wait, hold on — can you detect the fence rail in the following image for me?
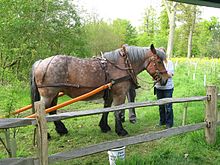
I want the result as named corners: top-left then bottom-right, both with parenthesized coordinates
top-left (0, 86), bottom-right (219, 165)
top-left (0, 96), bottom-right (208, 129)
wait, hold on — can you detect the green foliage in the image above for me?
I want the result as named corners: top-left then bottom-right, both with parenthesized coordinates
top-left (1, 1), bottom-right (220, 83)
top-left (136, 4), bottom-right (169, 48)
top-left (194, 17), bottom-right (220, 58)
top-left (125, 23), bottom-right (138, 45)
top-left (137, 6), bottom-right (158, 46)
top-left (79, 18), bottom-right (138, 56)
top-left (83, 19), bottom-right (121, 55)
top-left (0, 0), bottom-right (86, 82)
top-left (155, 7), bottom-right (169, 47)
top-left (0, 81), bottom-right (30, 118)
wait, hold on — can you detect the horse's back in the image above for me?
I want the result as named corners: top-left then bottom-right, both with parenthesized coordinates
top-left (33, 55), bottom-right (106, 88)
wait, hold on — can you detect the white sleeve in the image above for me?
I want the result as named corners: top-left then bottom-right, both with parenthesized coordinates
top-left (168, 61), bottom-right (174, 75)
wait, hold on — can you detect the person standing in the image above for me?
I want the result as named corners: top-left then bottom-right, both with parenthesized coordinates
top-left (121, 83), bottom-right (137, 124)
top-left (127, 85), bottom-right (136, 123)
top-left (155, 48), bottom-right (174, 128)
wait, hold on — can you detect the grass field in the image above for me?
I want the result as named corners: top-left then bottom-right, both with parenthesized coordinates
top-left (1, 57), bottom-right (220, 165)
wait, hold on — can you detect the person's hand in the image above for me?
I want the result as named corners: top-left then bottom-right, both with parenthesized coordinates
top-left (168, 73), bottom-right (173, 78)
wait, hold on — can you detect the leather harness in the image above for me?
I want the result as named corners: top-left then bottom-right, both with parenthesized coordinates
top-left (37, 46), bottom-right (137, 89)
top-left (37, 46), bottom-right (165, 89)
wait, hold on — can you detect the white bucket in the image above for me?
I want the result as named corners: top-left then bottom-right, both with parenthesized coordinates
top-left (107, 146), bottom-right (126, 165)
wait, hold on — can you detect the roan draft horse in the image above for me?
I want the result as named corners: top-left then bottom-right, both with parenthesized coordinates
top-left (31, 44), bottom-right (168, 137)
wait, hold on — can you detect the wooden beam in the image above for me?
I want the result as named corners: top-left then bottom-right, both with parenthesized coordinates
top-left (0, 158), bottom-right (36, 165)
top-left (0, 96), bottom-right (208, 128)
top-left (205, 86), bottom-right (218, 144)
top-left (45, 96), bottom-right (208, 122)
top-left (0, 118), bottom-right (34, 129)
top-left (170, 0), bottom-right (220, 8)
top-left (48, 122), bottom-right (206, 163)
top-left (35, 101), bottom-right (48, 165)
top-left (182, 103), bottom-right (188, 126)
top-left (3, 121), bottom-right (220, 164)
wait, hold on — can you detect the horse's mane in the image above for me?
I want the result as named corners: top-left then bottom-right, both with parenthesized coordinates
top-left (103, 46), bottom-right (166, 62)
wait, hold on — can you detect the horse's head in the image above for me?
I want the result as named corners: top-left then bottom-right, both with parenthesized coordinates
top-left (145, 44), bottom-right (169, 86)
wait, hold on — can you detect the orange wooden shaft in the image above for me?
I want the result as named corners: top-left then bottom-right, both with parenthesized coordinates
top-left (11, 105), bottom-right (32, 115)
top-left (12, 92), bottom-right (64, 115)
top-left (25, 83), bottom-right (112, 118)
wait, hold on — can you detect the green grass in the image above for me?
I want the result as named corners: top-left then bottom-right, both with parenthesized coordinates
top-left (1, 58), bottom-right (220, 164)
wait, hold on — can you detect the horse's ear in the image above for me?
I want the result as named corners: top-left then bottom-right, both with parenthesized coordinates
top-left (150, 44), bottom-right (156, 54)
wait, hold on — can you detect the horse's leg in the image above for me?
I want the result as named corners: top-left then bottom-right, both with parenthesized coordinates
top-left (49, 97), bottom-right (68, 136)
top-left (99, 95), bottom-right (113, 133)
top-left (114, 94), bottom-right (128, 136)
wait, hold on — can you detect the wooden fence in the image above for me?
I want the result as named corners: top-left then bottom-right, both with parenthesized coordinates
top-left (0, 85), bottom-right (219, 165)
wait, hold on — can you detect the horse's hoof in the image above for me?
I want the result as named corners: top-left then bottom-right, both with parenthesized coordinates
top-left (57, 128), bottom-right (68, 136)
top-left (116, 129), bottom-right (128, 136)
top-left (55, 121), bottom-right (68, 136)
top-left (58, 130), bottom-right (68, 136)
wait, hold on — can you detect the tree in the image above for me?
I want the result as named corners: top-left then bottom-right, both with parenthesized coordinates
top-left (83, 19), bottom-right (121, 55)
top-left (163, 0), bottom-right (178, 58)
top-left (112, 19), bottom-right (137, 46)
top-left (154, 7), bottom-right (169, 48)
top-left (125, 23), bottom-right (138, 45)
top-left (137, 6), bottom-right (158, 46)
top-left (194, 17), bottom-right (220, 58)
top-left (176, 4), bottom-right (200, 58)
top-left (0, 0), bottom-right (85, 82)
top-left (187, 5), bottom-right (197, 58)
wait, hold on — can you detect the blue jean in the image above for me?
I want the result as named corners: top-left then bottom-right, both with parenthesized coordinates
top-left (156, 88), bottom-right (174, 127)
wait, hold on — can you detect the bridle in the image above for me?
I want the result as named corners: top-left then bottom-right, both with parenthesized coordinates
top-left (104, 45), bottom-right (139, 88)
top-left (145, 52), bottom-right (167, 83)
top-left (108, 46), bottom-right (167, 86)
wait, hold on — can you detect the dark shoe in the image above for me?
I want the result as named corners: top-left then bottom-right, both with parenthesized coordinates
top-left (166, 125), bottom-right (172, 129)
top-left (155, 123), bottom-right (166, 128)
top-left (130, 119), bottom-right (136, 124)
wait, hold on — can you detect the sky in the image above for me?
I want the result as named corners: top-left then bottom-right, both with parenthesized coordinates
top-left (77, 0), bottom-right (220, 27)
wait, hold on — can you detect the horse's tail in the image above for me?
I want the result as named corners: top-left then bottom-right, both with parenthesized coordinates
top-left (30, 60), bottom-right (41, 113)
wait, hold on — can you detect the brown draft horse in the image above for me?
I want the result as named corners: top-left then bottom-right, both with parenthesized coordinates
top-left (31, 44), bottom-right (168, 137)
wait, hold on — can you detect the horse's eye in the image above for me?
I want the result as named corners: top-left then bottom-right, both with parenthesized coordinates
top-left (157, 61), bottom-right (162, 64)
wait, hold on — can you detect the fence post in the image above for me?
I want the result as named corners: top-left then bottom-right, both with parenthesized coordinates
top-left (205, 85), bottom-right (218, 144)
top-left (182, 103), bottom-right (188, 126)
top-left (35, 101), bottom-right (48, 165)
top-left (4, 128), bottom-right (17, 158)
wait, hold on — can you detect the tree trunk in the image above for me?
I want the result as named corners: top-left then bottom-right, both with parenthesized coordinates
top-left (187, 27), bottom-right (193, 58)
top-left (187, 6), bottom-right (197, 58)
top-left (164, 0), bottom-right (177, 58)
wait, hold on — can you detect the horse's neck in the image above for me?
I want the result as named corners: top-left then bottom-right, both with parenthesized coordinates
top-left (130, 53), bottom-right (149, 75)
